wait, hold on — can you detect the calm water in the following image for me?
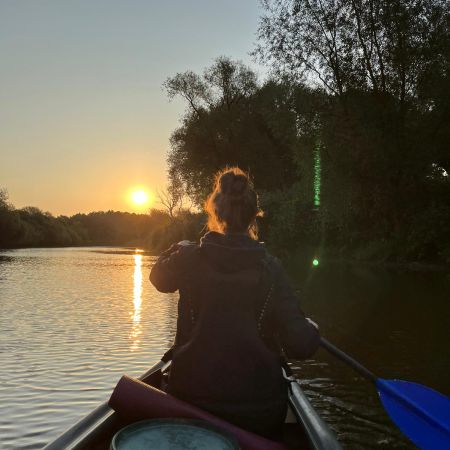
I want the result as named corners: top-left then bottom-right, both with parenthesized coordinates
top-left (0, 248), bottom-right (449, 449)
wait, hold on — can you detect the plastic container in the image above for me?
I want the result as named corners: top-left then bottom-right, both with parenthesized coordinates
top-left (111, 418), bottom-right (241, 450)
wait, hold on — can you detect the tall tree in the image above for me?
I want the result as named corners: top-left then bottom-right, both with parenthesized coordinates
top-left (255, 0), bottom-right (450, 242)
top-left (165, 58), bottom-right (323, 205)
top-left (255, 0), bottom-right (449, 102)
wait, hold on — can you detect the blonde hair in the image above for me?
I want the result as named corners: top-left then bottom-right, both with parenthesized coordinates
top-left (205, 167), bottom-right (263, 239)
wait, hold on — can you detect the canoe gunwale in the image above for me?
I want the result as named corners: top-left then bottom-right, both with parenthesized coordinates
top-left (287, 381), bottom-right (343, 450)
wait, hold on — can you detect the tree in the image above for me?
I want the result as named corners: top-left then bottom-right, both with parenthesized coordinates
top-left (164, 58), bottom-right (323, 206)
top-left (165, 56), bottom-right (258, 115)
top-left (255, 0), bottom-right (449, 102)
top-left (165, 57), bottom-right (262, 202)
top-left (156, 170), bottom-right (188, 219)
top-left (254, 0), bottom-right (450, 249)
top-left (0, 188), bottom-right (11, 210)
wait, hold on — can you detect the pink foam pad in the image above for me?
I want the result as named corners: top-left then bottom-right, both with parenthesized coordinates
top-left (109, 375), bottom-right (287, 450)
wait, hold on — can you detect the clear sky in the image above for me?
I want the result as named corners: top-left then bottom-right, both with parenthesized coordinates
top-left (0, 0), bottom-right (265, 215)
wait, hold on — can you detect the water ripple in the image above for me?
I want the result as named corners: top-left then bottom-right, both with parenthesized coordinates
top-left (0, 247), bottom-right (177, 449)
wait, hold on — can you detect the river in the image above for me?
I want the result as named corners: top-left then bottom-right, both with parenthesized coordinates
top-left (0, 247), bottom-right (449, 449)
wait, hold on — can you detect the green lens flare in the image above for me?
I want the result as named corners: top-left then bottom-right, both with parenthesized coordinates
top-left (312, 258), bottom-right (319, 266)
top-left (314, 141), bottom-right (321, 208)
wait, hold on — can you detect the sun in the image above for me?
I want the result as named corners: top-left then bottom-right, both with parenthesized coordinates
top-left (131, 190), bottom-right (148, 205)
top-left (129, 189), bottom-right (152, 209)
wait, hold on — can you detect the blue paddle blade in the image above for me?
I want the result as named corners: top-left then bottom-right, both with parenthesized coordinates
top-left (376, 379), bottom-right (450, 450)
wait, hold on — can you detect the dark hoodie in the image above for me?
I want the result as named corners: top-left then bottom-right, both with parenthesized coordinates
top-left (150, 231), bottom-right (320, 437)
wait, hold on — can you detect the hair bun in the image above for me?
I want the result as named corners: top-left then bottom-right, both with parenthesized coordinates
top-left (205, 166), bottom-right (261, 238)
top-left (219, 172), bottom-right (248, 197)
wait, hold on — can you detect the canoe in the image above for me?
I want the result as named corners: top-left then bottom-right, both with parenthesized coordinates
top-left (43, 358), bottom-right (343, 450)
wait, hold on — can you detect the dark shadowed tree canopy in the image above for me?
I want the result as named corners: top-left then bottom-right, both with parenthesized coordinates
top-left (254, 0), bottom-right (449, 100)
top-left (164, 6), bottom-right (450, 263)
top-left (165, 57), bottom-right (324, 203)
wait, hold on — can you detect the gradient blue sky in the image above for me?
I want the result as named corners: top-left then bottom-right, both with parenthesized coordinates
top-left (0, 0), bottom-right (265, 215)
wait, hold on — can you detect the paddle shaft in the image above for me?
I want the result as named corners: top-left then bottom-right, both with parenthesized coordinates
top-left (320, 337), bottom-right (377, 383)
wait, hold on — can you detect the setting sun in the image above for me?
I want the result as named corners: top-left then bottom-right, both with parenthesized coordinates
top-left (131, 190), bottom-right (148, 205)
top-left (129, 189), bottom-right (152, 209)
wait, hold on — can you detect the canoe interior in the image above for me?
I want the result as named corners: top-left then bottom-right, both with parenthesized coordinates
top-left (72, 369), bottom-right (312, 450)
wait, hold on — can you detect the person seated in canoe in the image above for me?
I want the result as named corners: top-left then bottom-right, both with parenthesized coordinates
top-left (150, 166), bottom-right (320, 440)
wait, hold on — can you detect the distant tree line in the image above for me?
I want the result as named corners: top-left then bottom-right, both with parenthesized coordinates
top-left (0, 189), bottom-right (205, 253)
top-left (164, 0), bottom-right (450, 263)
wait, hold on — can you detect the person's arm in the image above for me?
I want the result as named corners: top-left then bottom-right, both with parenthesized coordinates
top-left (149, 241), bottom-right (195, 293)
top-left (272, 262), bottom-right (320, 359)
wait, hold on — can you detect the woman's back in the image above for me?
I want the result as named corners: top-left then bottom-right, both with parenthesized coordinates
top-left (149, 167), bottom-right (320, 438)
top-left (150, 232), bottom-right (319, 437)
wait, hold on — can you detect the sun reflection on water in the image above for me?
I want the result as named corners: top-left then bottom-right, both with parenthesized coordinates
top-left (130, 253), bottom-right (143, 351)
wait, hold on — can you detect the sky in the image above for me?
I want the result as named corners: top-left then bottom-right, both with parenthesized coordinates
top-left (0, 0), bottom-right (265, 215)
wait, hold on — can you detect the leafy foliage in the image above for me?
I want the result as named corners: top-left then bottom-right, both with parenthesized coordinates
top-left (164, 3), bottom-right (450, 263)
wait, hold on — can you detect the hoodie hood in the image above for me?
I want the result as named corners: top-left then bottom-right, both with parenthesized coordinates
top-left (199, 231), bottom-right (267, 273)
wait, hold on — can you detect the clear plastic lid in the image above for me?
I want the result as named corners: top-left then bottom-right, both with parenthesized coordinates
top-left (111, 418), bottom-right (241, 450)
